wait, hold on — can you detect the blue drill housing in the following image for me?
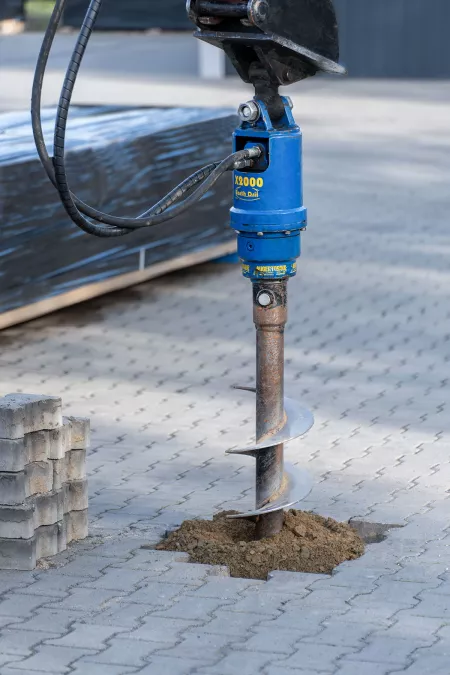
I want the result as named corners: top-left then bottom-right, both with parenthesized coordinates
top-left (231, 98), bottom-right (307, 281)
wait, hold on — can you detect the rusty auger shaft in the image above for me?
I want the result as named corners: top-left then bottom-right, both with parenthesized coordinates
top-left (254, 279), bottom-right (287, 538)
top-left (227, 279), bottom-right (314, 539)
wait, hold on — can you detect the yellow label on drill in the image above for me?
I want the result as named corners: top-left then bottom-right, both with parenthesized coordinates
top-left (242, 264), bottom-right (250, 274)
top-left (256, 265), bottom-right (287, 276)
top-left (235, 175), bottom-right (263, 202)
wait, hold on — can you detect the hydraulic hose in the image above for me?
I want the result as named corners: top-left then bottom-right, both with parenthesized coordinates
top-left (32, 0), bottom-right (255, 237)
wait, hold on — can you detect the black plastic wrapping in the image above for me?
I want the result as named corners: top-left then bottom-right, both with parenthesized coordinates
top-left (63, 0), bottom-right (192, 31)
top-left (0, 106), bottom-right (237, 316)
top-left (0, 0), bottom-right (24, 21)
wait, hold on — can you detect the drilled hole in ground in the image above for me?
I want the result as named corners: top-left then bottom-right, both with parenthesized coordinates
top-left (155, 510), bottom-right (365, 580)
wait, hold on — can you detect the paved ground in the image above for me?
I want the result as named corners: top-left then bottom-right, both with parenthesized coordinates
top-left (1, 78), bottom-right (450, 673)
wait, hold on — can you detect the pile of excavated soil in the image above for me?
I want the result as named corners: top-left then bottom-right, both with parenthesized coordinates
top-left (156, 510), bottom-right (365, 580)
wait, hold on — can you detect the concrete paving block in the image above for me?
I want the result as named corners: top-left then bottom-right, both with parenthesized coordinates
top-left (0, 394), bottom-right (62, 439)
top-left (64, 416), bottom-right (91, 450)
top-left (65, 509), bottom-right (88, 542)
top-left (52, 457), bottom-right (68, 492)
top-left (0, 503), bottom-right (35, 539)
top-left (25, 430), bottom-right (50, 463)
top-left (27, 460), bottom-right (54, 496)
top-left (0, 471), bottom-right (28, 505)
top-left (36, 521), bottom-right (67, 559)
top-left (0, 438), bottom-right (29, 472)
top-left (48, 424), bottom-right (71, 460)
top-left (67, 449), bottom-right (87, 481)
top-left (34, 490), bottom-right (65, 528)
top-left (0, 462), bottom-right (54, 506)
top-left (0, 627), bottom-right (58, 656)
top-left (0, 535), bottom-right (36, 570)
top-left (65, 479), bottom-right (89, 513)
top-left (6, 644), bottom-right (96, 673)
top-left (78, 637), bottom-right (162, 667)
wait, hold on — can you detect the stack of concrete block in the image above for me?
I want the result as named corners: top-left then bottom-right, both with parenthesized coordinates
top-left (0, 394), bottom-right (89, 570)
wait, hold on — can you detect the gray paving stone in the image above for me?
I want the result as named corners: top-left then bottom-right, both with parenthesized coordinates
top-left (17, 574), bottom-right (85, 598)
top-left (77, 637), bottom-right (164, 667)
top-left (265, 668), bottom-right (333, 675)
top-left (409, 592), bottom-right (450, 619)
top-left (53, 588), bottom-right (121, 612)
top-left (0, 655), bottom-right (31, 670)
top-left (46, 623), bottom-right (126, 649)
top-left (303, 620), bottom-right (380, 647)
top-left (223, 593), bottom-right (286, 617)
top-left (202, 610), bottom-right (266, 636)
top-left (153, 594), bottom-right (236, 621)
top-left (187, 578), bottom-right (263, 599)
top-left (87, 601), bottom-right (155, 629)
top-left (0, 593), bottom-right (55, 618)
top-left (346, 635), bottom-right (433, 665)
top-left (334, 662), bottom-right (399, 675)
top-left (401, 653), bottom-right (450, 675)
top-left (156, 562), bottom-right (218, 585)
top-left (70, 665), bottom-right (138, 675)
top-left (0, 438), bottom-right (29, 472)
top-left (55, 556), bottom-right (114, 578)
top-left (0, 505), bottom-right (35, 540)
top-left (122, 616), bottom-right (201, 643)
top-left (195, 650), bottom-right (272, 675)
top-left (64, 417), bottom-right (90, 450)
top-left (0, 628), bottom-right (59, 656)
top-left (4, 644), bottom-right (95, 673)
top-left (0, 395), bottom-right (62, 440)
top-left (241, 627), bottom-right (305, 654)
top-left (126, 580), bottom-right (189, 606)
top-left (155, 630), bottom-right (240, 662)
top-left (279, 644), bottom-right (357, 671)
top-left (82, 568), bottom-right (152, 592)
top-left (7, 608), bottom-right (84, 634)
top-left (65, 480), bottom-right (88, 512)
top-left (139, 656), bottom-right (208, 674)
top-left (66, 449), bottom-right (87, 481)
top-left (65, 509), bottom-right (88, 542)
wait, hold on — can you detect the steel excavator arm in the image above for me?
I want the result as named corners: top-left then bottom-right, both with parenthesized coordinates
top-left (187, 0), bottom-right (345, 88)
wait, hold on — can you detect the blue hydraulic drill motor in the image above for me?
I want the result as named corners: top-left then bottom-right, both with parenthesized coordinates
top-left (231, 97), bottom-right (305, 282)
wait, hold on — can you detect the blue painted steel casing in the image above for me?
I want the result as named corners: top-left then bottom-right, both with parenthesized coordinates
top-left (230, 98), bottom-right (307, 280)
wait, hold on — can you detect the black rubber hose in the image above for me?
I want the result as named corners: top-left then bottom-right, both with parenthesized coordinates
top-left (32, 0), bottom-right (248, 237)
top-left (52, 0), bottom-right (249, 231)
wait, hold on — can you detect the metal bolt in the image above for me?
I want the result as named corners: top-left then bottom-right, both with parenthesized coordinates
top-left (257, 291), bottom-right (273, 307)
top-left (257, 232), bottom-right (264, 237)
top-left (251, 0), bottom-right (269, 21)
top-left (238, 101), bottom-right (260, 123)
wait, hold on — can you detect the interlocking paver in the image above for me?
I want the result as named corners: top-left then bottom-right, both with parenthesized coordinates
top-left (278, 644), bottom-right (357, 671)
top-left (76, 638), bottom-right (163, 667)
top-left (1, 80), bottom-right (450, 673)
top-left (0, 593), bottom-right (55, 618)
top-left (334, 662), bottom-right (399, 675)
top-left (345, 635), bottom-right (433, 665)
top-left (195, 651), bottom-right (273, 675)
top-left (4, 644), bottom-right (97, 673)
top-left (0, 628), bottom-right (59, 656)
top-left (121, 615), bottom-right (201, 643)
top-left (46, 623), bottom-right (126, 649)
top-left (202, 610), bottom-right (266, 636)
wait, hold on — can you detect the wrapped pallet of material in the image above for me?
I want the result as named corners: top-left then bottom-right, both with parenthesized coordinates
top-left (63, 0), bottom-right (191, 31)
top-left (0, 0), bottom-right (24, 21)
top-left (0, 105), bottom-right (237, 329)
